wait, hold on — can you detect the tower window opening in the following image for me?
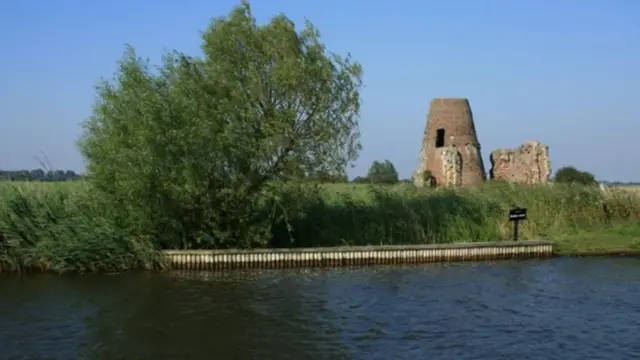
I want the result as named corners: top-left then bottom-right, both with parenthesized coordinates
top-left (435, 128), bottom-right (445, 148)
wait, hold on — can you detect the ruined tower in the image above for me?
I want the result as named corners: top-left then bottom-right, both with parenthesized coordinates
top-left (413, 98), bottom-right (486, 187)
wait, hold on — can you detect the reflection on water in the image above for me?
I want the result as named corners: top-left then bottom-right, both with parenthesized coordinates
top-left (1, 258), bottom-right (640, 360)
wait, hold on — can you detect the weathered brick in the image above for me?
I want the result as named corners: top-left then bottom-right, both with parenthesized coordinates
top-left (413, 98), bottom-right (486, 187)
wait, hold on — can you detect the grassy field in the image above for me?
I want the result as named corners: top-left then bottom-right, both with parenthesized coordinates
top-left (617, 185), bottom-right (640, 194)
top-left (1, 180), bottom-right (640, 272)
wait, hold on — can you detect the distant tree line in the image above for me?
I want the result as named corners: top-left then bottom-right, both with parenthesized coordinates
top-left (0, 162), bottom-right (409, 184)
top-left (600, 181), bottom-right (640, 186)
top-left (0, 163), bottom-right (625, 186)
top-left (0, 169), bottom-right (83, 182)
top-left (281, 159), bottom-right (408, 185)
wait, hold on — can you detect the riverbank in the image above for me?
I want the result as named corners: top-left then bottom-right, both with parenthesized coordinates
top-left (551, 223), bottom-right (640, 255)
top-left (162, 241), bottom-right (554, 269)
top-left (1, 181), bottom-right (639, 273)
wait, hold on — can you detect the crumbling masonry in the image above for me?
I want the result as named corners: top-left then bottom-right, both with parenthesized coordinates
top-left (414, 98), bottom-right (551, 187)
top-left (413, 98), bottom-right (486, 187)
top-left (489, 141), bottom-right (551, 184)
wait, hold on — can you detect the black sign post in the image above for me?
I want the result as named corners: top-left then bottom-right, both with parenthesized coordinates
top-left (508, 207), bottom-right (527, 241)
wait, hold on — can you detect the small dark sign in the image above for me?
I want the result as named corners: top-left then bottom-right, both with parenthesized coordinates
top-left (508, 207), bottom-right (527, 221)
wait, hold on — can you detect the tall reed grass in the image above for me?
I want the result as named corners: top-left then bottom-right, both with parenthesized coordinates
top-left (0, 181), bottom-right (165, 273)
top-left (1, 181), bottom-right (639, 273)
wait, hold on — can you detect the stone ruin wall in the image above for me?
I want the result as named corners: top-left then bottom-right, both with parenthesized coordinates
top-left (489, 141), bottom-right (551, 184)
top-left (414, 146), bottom-right (463, 187)
top-left (413, 140), bottom-right (430, 187)
top-left (437, 147), bottom-right (463, 187)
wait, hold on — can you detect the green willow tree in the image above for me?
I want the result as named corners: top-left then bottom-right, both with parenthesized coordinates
top-left (78, 1), bottom-right (363, 249)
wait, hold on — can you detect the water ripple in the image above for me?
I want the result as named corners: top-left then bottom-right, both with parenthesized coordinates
top-left (1, 258), bottom-right (640, 360)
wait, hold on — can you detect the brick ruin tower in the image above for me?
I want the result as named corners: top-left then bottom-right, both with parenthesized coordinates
top-left (413, 98), bottom-right (486, 187)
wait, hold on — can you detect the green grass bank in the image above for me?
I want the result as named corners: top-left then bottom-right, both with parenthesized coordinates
top-left (1, 181), bottom-right (639, 273)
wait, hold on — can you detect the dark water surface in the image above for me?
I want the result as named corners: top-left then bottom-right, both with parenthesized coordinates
top-left (1, 258), bottom-right (639, 360)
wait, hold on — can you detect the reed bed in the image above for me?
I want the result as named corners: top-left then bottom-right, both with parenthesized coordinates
top-left (0, 181), bottom-right (165, 273)
top-left (1, 181), bottom-right (639, 273)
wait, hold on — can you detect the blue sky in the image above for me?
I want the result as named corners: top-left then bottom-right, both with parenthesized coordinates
top-left (1, 0), bottom-right (638, 181)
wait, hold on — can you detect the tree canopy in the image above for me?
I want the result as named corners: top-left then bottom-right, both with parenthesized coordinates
top-left (554, 166), bottom-right (597, 186)
top-left (366, 160), bottom-right (399, 184)
top-left (78, 1), bottom-right (363, 248)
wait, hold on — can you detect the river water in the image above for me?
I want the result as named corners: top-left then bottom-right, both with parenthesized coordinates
top-left (1, 258), bottom-right (639, 360)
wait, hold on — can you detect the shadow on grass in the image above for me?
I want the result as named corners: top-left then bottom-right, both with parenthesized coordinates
top-left (269, 186), bottom-right (504, 248)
